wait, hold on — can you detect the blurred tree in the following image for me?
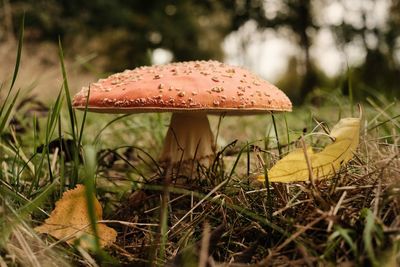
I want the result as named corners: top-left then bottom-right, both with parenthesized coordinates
top-left (8, 0), bottom-right (234, 71)
top-left (219, 0), bottom-right (319, 102)
top-left (0, 0), bottom-right (14, 42)
top-left (4, 0), bottom-right (400, 100)
top-left (330, 0), bottom-right (400, 99)
top-left (236, 0), bottom-right (400, 101)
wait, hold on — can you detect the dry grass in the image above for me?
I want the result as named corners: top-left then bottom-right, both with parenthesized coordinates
top-left (0, 36), bottom-right (399, 266)
top-left (100, 120), bottom-right (399, 266)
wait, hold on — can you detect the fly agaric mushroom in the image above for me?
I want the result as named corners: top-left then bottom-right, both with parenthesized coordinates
top-left (72, 60), bottom-right (292, 174)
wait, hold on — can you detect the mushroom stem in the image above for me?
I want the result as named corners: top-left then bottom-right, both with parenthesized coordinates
top-left (160, 112), bottom-right (215, 168)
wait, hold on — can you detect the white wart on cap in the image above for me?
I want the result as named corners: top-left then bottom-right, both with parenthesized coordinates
top-left (73, 60), bottom-right (292, 175)
top-left (73, 60), bottom-right (291, 113)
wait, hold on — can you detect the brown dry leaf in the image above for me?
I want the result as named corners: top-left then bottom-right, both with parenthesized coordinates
top-left (258, 117), bottom-right (360, 183)
top-left (35, 184), bottom-right (117, 248)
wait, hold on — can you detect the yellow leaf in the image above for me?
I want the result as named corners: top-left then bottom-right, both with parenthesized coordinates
top-left (259, 117), bottom-right (360, 183)
top-left (35, 184), bottom-right (117, 249)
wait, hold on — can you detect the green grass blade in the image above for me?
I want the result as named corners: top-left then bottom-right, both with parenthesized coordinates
top-left (18, 181), bottom-right (57, 216)
top-left (0, 89), bottom-right (20, 134)
top-left (263, 167), bottom-right (273, 221)
top-left (271, 113), bottom-right (282, 158)
top-left (159, 171), bottom-right (170, 264)
top-left (227, 142), bottom-right (250, 180)
top-left (284, 114), bottom-right (290, 148)
top-left (0, 16), bottom-right (24, 141)
top-left (58, 38), bottom-right (80, 186)
top-left (77, 86), bottom-right (91, 147)
top-left (367, 114), bottom-right (400, 132)
top-left (28, 90), bottom-right (63, 195)
top-left (9, 15), bottom-right (24, 91)
top-left (58, 38), bottom-right (77, 138)
top-left (57, 113), bottom-right (66, 194)
top-left (347, 65), bottom-right (354, 116)
top-left (82, 145), bottom-right (101, 252)
top-left (336, 227), bottom-right (358, 257)
top-left (0, 15), bottom-right (23, 99)
top-left (93, 114), bottom-right (132, 144)
top-left (362, 208), bottom-right (378, 265)
top-left (143, 183), bottom-right (305, 247)
top-left (0, 180), bottom-right (32, 207)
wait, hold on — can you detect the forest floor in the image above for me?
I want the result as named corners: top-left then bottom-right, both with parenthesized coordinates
top-left (1, 38), bottom-right (399, 266)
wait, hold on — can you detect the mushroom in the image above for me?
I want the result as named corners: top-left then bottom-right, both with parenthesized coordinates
top-left (72, 60), bottom-right (292, 176)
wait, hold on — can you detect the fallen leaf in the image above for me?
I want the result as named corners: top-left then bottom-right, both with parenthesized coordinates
top-left (35, 184), bottom-right (117, 248)
top-left (259, 117), bottom-right (360, 183)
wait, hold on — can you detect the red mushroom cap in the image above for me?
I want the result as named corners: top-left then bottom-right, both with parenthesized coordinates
top-left (72, 60), bottom-right (292, 114)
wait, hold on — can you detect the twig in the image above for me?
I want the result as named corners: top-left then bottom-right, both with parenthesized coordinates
top-left (327, 191), bottom-right (347, 232)
top-left (167, 179), bottom-right (228, 234)
top-left (259, 214), bottom-right (328, 264)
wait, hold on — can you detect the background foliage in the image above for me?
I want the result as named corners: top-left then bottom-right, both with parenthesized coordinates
top-left (0, 2), bottom-right (399, 266)
top-left (1, 0), bottom-right (400, 102)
